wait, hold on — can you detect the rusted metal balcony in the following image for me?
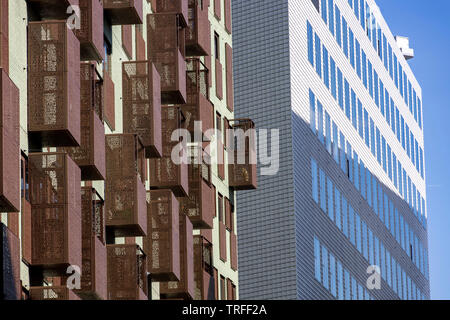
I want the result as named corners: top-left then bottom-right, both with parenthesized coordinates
top-left (28, 153), bottom-right (82, 272)
top-left (144, 189), bottom-right (180, 281)
top-left (160, 214), bottom-right (194, 300)
top-left (186, 0), bottom-right (211, 56)
top-left (0, 69), bottom-right (20, 213)
top-left (64, 63), bottom-right (105, 181)
top-left (149, 106), bottom-right (189, 197)
top-left (228, 119), bottom-right (257, 190)
top-left (123, 61), bottom-right (162, 158)
top-left (75, 187), bottom-right (107, 300)
top-left (28, 21), bottom-right (81, 148)
top-left (103, 0), bottom-right (143, 25)
top-left (107, 244), bottom-right (148, 300)
top-left (148, 13), bottom-right (187, 105)
top-left (28, 0), bottom-right (79, 20)
top-left (29, 286), bottom-right (80, 300)
top-left (105, 134), bottom-right (147, 237)
top-left (75, 0), bottom-right (104, 61)
top-left (193, 235), bottom-right (214, 300)
top-left (1, 223), bottom-right (21, 300)
top-left (183, 59), bottom-right (213, 140)
top-left (180, 145), bottom-right (214, 229)
top-left (152, 0), bottom-right (188, 26)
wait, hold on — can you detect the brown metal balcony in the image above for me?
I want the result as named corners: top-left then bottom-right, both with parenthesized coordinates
top-left (160, 214), bottom-right (194, 300)
top-left (180, 146), bottom-right (214, 229)
top-left (28, 21), bottom-right (81, 148)
top-left (28, 0), bottom-right (79, 20)
top-left (29, 286), bottom-right (80, 300)
top-left (75, 0), bottom-right (104, 61)
top-left (228, 119), bottom-right (257, 190)
top-left (122, 61), bottom-right (162, 158)
top-left (144, 189), bottom-right (180, 281)
top-left (107, 244), bottom-right (148, 300)
top-left (28, 153), bottom-right (82, 272)
top-left (75, 187), bottom-right (107, 300)
top-left (149, 106), bottom-right (189, 197)
top-left (186, 0), bottom-right (210, 56)
top-left (183, 59), bottom-right (214, 140)
top-left (64, 63), bottom-right (105, 181)
top-left (1, 223), bottom-right (21, 300)
top-left (147, 13), bottom-right (187, 105)
top-left (105, 134), bottom-right (147, 237)
top-left (193, 235), bottom-right (214, 300)
top-left (103, 0), bottom-right (143, 25)
top-left (0, 69), bottom-right (20, 213)
top-left (152, 0), bottom-right (188, 26)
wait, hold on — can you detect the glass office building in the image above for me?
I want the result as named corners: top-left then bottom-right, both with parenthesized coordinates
top-left (232, 0), bottom-right (429, 299)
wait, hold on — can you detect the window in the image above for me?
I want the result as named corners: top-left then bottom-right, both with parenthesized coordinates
top-left (349, 206), bottom-right (355, 245)
top-left (351, 90), bottom-right (357, 129)
top-left (309, 89), bottom-right (316, 133)
top-left (214, 32), bottom-right (220, 59)
top-left (307, 22), bottom-right (314, 66)
top-left (104, 39), bottom-right (112, 75)
top-left (335, 6), bottom-right (342, 46)
top-left (315, 34), bottom-right (322, 77)
top-left (370, 118), bottom-right (375, 156)
top-left (311, 159), bottom-right (319, 203)
top-left (335, 187), bottom-right (341, 230)
top-left (318, 101), bottom-right (324, 143)
top-left (374, 72), bottom-right (379, 107)
top-left (330, 254), bottom-right (337, 297)
top-left (364, 110), bottom-right (369, 147)
top-left (328, 0), bottom-right (334, 35)
top-left (342, 197), bottom-right (348, 237)
top-left (321, 0), bottom-right (328, 23)
top-left (358, 101), bottom-right (364, 139)
top-left (355, 40), bottom-right (361, 77)
top-left (344, 270), bottom-right (351, 300)
top-left (337, 68), bottom-right (344, 109)
top-left (330, 57), bottom-right (337, 98)
top-left (327, 177), bottom-right (334, 220)
top-left (368, 229), bottom-right (374, 265)
top-left (218, 194), bottom-right (224, 222)
top-left (362, 51), bottom-right (367, 87)
top-left (368, 61), bottom-right (373, 97)
top-left (314, 237), bottom-right (321, 282)
top-left (342, 18), bottom-right (348, 57)
top-left (349, 30), bottom-right (355, 67)
top-left (321, 246), bottom-right (329, 289)
top-left (323, 47), bottom-right (329, 88)
top-left (337, 262), bottom-right (344, 300)
top-left (21, 154), bottom-right (29, 202)
top-left (355, 214), bottom-right (361, 252)
top-left (319, 169), bottom-right (326, 212)
top-left (326, 112), bottom-right (331, 153)
top-left (362, 221), bottom-right (368, 260)
top-left (344, 80), bottom-right (350, 120)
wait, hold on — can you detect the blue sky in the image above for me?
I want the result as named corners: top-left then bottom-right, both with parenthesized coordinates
top-left (376, 0), bottom-right (450, 299)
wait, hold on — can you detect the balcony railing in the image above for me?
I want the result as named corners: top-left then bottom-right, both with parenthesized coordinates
top-left (1, 223), bottom-right (21, 300)
top-left (75, 187), bottom-right (107, 300)
top-left (193, 235), bottom-right (214, 300)
top-left (160, 214), bottom-right (194, 300)
top-left (228, 119), bottom-right (258, 190)
top-left (186, 0), bottom-right (210, 56)
top-left (107, 244), bottom-right (148, 300)
top-left (152, 0), bottom-right (188, 26)
top-left (147, 13), bottom-right (187, 105)
top-left (149, 106), bottom-right (189, 197)
top-left (122, 61), bottom-right (162, 158)
top-left (29, 286), bottom-right (80, 300)
top-left (103, 0), bottom-right (143, 25)
top-left (28, 21), bottom-right (81, 147)
top-left (180, 145), bottom-right (214, 229)
top-left (144, 189), bottom-right (180, 281)
top-left (28, 0), bottom-right (79, 20)
top-left (28, 153), bottom-right (81, 271)
top-left (0, 69), bottom-right (20, 212)
top-left (183, 59), bottom-right (213, 140)
top-left (64, 62), bottom-right (105, 181)
top-left (105, 134), bottom-right (147, 237)
top-left (75, 0), bottom-right (104, 61)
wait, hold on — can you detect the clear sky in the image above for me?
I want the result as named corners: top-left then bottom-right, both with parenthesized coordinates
top-left (376, 0), bottom-right (450, 300)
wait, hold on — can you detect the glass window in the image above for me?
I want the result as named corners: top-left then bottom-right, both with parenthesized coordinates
top-left (343, 18), bottom-right (348, 57)
top-left (356, 40), bottom-right (361, 77)
top-left (335, 187), bottom-right (341, 230)
top-left (345, 79), bottom-right (351, 120)
top-left (328, 0), bottom-right (335, 35)
top-left (318, 101), bottom-right (324, 143)
top-left (370, 118), bottom-right (375, 156)
top-left (330, 57), bottom-right (337, 99)
top-left (319, 168), bottom-right (326, 212)
top-left (374, 72), bottom-right (379, 107)
top-left (372, 175), bottom-right (378, 214)
top-left (311, 159), bottom-right (319, 203)
top-left (335, 6), bottom-right (342, 47)
top-left (368, 61), bottom-right (373, 97)
top-left (392, 258), bottom-right (397, 294)
top-left (330, 254), bottom-right (337, 297)
top-left (325, 112), bottom-right (332, 153)
top-left (362, 221), bottom-right (368, 260)
top-left (327, 177), bottom-right (334, 221)
top-left (309, 89), bottom-right (316, 133)
top-left (333, 122), bottom-right (339, 163)
top-left (321, 0), bottom-right (328, 23)
top-left (360, 161), bottom-right (366, 199)
top-left (344, 270), bottom-right (351, 300)
top-left (360, 0), bottom-right (365, 31)
top-left (349, 206), bottom-right (355, 245)
top-left (338, 68), bottom-right (344, 109)
top-left (374, 236), bottom-right (380, 267)
top-left (382, 137), bottom-right (387, 172)
top-left (393, 154), bottom-right (398, 188)
top-left (351, 90), bottom-right (357, 129)
top-left (349, 30), bottom-right (355, 67)
top-left (358, 284), bottom-right (364, 300)
top-left (380, 243), bottom-right (386, 280)
top-left (351, 277), bottom-right (357, 300)
top-left (376, 128), bottom-right (381, 164)
top-left (358, 101), bottom-right (364, 139)
top-left (368, 229), bottom-right (374, 265)
top-left (355, 214), bottom-right (362, 253)
top-left (315, 33), bottom-right (322, 77)
top-left (387, 144), bottom-right (392, 179)
top-left (323, 47), bottom-right (329, 88)
top-left (353, 152), bottom-right (359, 190)
top-left (322, 246), bottom-right (329, 289)
top-left (364, 110), bottom-right (370, 147)
top-left (337, 262), bottom-right (344, 300)
top-left (307, 21), bottom-right (314, 66)
top-left (386, 250), bottom-right (392, 287)
top-left (362, 50), bottom-right (367, 87)
top-left (314, 237), bottom-right (321, 282)
top-left (367, 169), bottom-right (372, 206)
top-left (342, 197), bottom-right (349, 237)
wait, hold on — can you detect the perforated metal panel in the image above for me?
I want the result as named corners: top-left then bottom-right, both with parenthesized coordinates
top-left (183, 58), bottom-right (213, 139)
top-left (228, 119), bottom-right (257, 190)
top-left (75, 0), bottom-right (104, 61)
top-left (29, 286), bottom-right (80, 300)
top-left (64, 63), bottom-right (105, 181)
top-left (28, 153), bottom-right (81, 271)
top-left (28, 21), bottom-right (81, 147)
top-left (160, 214), bottom-right (194, 300)
top-left (144, 189), bottom-right (180, 281)
top-left (105, 134), bottom-right (147, 237)
top-left (103, 0), bottom-right (143, 25)
top-left (1, 223), bottom-right (21, 300)
top-left (193, 235), bottom-right (214, 300)
top-left (149, 106), bottom-right (188, 197)
top-left (75, 187), bottom-right (107, 300)
top-left (0, 69), bottom-right (20, 212)
top-left (180, 146), bottom-right (214, 229)
top-left (153, 0), bottom-right (188, 26)
top-left (147, 13), bottom-right (187, 104)
top-left (107, 244), bottom-right (147, 300)
top-left (122, 61), bottom-right (162, 158)
top-left (186, 0), bottom-right (210, 56)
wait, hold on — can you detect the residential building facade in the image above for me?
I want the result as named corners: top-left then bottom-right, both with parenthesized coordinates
top-left (233, 0), bottom-right (429, 299)
top-left (0, 0), bottom-right (255, 300)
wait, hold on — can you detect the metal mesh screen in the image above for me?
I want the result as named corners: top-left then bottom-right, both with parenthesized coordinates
top-left (193, 235), bottom-right (213, 300)
top-left (186, 0), bottom-right (210, 56)
top-left (75, 0), bottom-right (104, 61)
top-left (123, 61), bottom-right (162, 158)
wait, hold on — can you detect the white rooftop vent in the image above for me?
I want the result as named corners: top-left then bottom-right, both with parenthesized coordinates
top-left (395, 36), bottom-right (415, 60)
